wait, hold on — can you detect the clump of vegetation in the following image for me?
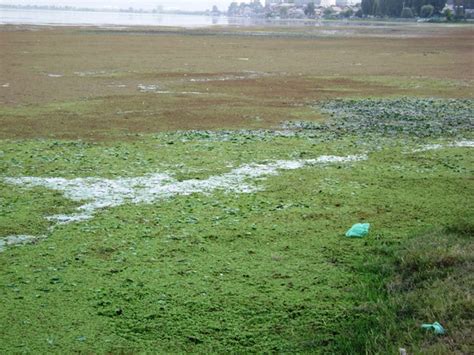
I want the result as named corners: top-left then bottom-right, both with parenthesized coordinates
top-left (420, 4), bottom-right (435, 18)
top-left (283, 98), bottom-right (474, 138)
top-left (401, 7), bottom-right (415, 18)
top-left (361, 0), bottom-right (447, 18)
top-left (444, 8), bottom-right (454, 20)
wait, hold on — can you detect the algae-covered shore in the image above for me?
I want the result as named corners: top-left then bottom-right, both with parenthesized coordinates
top-left (1, 23), bottom-right (473, 353)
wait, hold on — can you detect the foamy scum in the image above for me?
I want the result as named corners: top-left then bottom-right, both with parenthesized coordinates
top-left (2, 155), bottom-right (366, 251)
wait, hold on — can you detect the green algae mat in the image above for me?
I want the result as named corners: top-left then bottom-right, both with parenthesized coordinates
top-left (1, 98), bottom-right (473, 353)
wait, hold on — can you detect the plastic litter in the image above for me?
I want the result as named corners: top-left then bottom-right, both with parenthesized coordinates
top-left (345, 223), bottom-right (370, 238)
top-left (421, 322), bottom-right (445, 335)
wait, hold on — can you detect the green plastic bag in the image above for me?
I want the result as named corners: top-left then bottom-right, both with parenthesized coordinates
top-left (345, 223), bottom-right (370, 238)
top-left (421, 322), bottom-right (445, 335)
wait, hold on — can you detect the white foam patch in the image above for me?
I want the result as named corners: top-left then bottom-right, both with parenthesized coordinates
top-left (137, 84), bottom-right (161, 92)
top-left (108, 84), bottom-right (127, 88)
top-left (75, 70), bottom-right (109, 77)
top-left (47, 73), bottom-right (63, 78)
top-left (4, 155), bottom-right (366, 227)
top-left (188, 71), bottom-right (267, 83)
top-left (0, 235), bottom-right (43, 253)
top-left (46, 213), bottom-right (93, 224)
top-left (453, 140), bottom-right (474, 148)
top-left (412, 144), bottom-right (443, 152)
top-left (413, 140), bottom-right (474, 152)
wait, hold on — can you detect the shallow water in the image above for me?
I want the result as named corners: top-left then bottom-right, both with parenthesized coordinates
top-left (0, 8), bottom-right (231, 27)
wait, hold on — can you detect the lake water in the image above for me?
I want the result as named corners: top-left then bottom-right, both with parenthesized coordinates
top-left (0, 8), bottom-right (232, 27)
top-left (0, 8), bottom-right (415, 29)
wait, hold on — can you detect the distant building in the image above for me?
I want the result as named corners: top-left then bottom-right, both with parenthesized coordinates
top-left (266, 0), bottom-right (353, 6)
top-left (320, 0), bottom-right (336, 6)
top-left (267, 0), bottom-right (315, 5)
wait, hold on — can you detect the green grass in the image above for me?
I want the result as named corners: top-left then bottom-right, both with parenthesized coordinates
top-left (1, 98), bottom-right (473, 352)
top-left (334, 222), bottom-right (474, 354)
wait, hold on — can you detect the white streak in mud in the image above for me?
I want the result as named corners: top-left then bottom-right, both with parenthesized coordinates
top-left (4, 155), bottom-right (366, 228)
top-left (137, 84), bottom-right (202, 95)
top-left (0, 235), bottom-right (44, 253)
top-left (413, 140), bottom-right (474, 152)
top-left (47, 73), bottom-right (63, 78)
top-left (154, 91), bottom-right (203, 95)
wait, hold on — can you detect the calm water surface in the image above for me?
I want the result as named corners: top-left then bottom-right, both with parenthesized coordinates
top-left (0, 8), bottom-right (231, 27)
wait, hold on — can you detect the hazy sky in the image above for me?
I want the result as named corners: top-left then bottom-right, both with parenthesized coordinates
top-left (1, 0), bottom-right (242, 11)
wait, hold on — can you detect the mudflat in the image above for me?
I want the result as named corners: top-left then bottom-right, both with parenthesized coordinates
top-left (0, 24), bottom-right (472, 139)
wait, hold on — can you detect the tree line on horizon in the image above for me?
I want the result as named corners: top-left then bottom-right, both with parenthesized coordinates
top-left (361, 0), bottom-right (449, 17)
top-left (360, 0), bottom-right (474, 17)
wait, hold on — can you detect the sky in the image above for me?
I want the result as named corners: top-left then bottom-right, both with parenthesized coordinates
top-left (0, 0), bottom-right (241, 11)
